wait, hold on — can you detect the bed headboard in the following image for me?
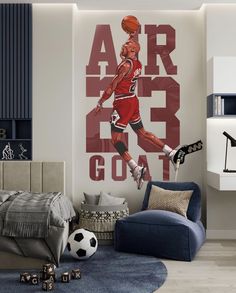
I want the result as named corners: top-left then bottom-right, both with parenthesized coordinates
top-left (0, 161), bottom-right (65, 193)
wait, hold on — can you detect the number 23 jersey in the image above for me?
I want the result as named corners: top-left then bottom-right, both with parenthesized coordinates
top-left (114, 58), bottom-right (142, 100)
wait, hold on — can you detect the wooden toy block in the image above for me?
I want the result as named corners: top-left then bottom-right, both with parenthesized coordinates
top-left (20, 272), bottom-right (31, 283)
top-left (42, 271), bottom-right (49, 280)
top-left (43, 263), bottom-right (55, 274)
top-left (30, 274), bottom-right (39, 285)
top-left (61, 272), bottom-right (71, 283)
top-left (47, 272), bottom-right (56, 282)
top-left (42, 280), bottom-right (54, 291)
top-left (71, 269), bottom-right (81, 279)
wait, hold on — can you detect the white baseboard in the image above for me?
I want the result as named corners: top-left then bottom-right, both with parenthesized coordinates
top-left (206, 229), bottom-right (236, 239)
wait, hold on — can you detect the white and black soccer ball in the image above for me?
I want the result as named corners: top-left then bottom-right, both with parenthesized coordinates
top-left (67, 228), bottom-right (98, 260)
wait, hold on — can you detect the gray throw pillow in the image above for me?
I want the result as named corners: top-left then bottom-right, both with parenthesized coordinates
top-left (83, 192), bottom-right (100, 205)
top-left (98, 191), bottom-right (125, 206)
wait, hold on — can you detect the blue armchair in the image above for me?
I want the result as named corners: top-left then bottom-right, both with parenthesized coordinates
top-left (114, 181), bottom-right (206, 261)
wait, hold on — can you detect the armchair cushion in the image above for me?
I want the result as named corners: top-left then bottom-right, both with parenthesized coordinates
top-left (115, 210), bottom-right (205, 261)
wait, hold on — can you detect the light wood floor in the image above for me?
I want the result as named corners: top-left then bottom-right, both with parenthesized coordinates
top-left (155, 240), bottom-right (236, 293)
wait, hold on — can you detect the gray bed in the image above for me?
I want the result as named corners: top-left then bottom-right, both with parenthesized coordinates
top-left (0, 161), bottom-right (74, 269)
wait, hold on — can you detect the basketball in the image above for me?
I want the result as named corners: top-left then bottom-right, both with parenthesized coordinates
top-left (121, 15), bottom-right (140, 34)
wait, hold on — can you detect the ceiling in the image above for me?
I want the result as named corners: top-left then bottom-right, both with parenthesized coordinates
top-left (2, 0), bottom-right (236, 10)
top-left (76, 0), bottom-right (236, 10)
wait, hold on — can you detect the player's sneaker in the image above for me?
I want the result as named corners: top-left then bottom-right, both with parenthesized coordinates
top-left (169, 141), bottom-right (203, 168)
top-left (168, 147), bottom-right (185, 170)
top-left (173, 146), bottom-right (188, 164)
top-left (131, 166), bottom-right (146, 190)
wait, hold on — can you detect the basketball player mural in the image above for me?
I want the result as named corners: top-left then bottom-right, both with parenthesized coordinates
top-left (94, 15), bottom-right (202, 189)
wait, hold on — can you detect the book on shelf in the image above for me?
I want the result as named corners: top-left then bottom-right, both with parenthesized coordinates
top-left (213, 95), bottom-right (218, 116)
top-left (213, 95), bottom-right (224, 116)
top-left (221, 97), bottom-right (224, 115)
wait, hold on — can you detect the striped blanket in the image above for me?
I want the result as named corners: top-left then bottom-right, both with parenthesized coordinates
top-left (2, 191), bottom-right (75, 238)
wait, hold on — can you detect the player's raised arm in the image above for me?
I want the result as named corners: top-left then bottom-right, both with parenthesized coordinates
top-left (94, 61), bottom-right (130, 115)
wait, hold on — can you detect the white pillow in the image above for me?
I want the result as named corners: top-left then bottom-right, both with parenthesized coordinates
top-left (98, 192), bottom-right (125, 206)
top-left (0, 190), bottom-right (17, 204)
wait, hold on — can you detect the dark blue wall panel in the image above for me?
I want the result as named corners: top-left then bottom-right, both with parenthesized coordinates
top-left (0, 4), bottom-right (32, 119)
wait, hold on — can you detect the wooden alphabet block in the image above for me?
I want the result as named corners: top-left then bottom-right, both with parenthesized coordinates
top-left (41, 271), bottom-right (49, 280)
top-left (61, 272), bottom-right (71, 283)
top-left (20, 272), bottom-right (31, 283)
top-left (42, 280), bottom-right (54, 291)
top-left (43, 263), bottom-right (55, 274)
top-left (30, 274), bottom-right (39, 285)
top-left (71, 269), bottom-right (81, 279)
top-left (47, 272), bottom-right (56, 282)
top-left (41, 271), bottom-right (56, 281)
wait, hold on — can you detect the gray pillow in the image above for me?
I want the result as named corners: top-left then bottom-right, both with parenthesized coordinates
top-left (98, 191), bottom-right (125, 206)
top-left (83, 192), bottom-right (100, 205)
top-left (0, 190), bottom-right (17, 204)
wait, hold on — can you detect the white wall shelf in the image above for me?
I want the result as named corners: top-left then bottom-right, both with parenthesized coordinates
top-left (207, 94), bottom-right (236, 117)
top-left (207, 170), bottom-right (236, 191)
top-left (207, 57), bottom-right (236, 95)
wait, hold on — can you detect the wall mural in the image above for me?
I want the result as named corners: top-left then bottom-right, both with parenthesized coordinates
top-left (82, 13), bottom-right (202, 193)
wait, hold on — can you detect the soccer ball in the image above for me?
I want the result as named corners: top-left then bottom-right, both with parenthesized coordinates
top-left (67, 229), bottom-right (98, 260)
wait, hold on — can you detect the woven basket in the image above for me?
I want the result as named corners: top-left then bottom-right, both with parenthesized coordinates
top-left (78, 201), bottom-right (129, 243)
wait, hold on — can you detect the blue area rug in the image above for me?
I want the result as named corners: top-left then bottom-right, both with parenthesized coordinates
top-left (0, 246), bottom-right (167, 293)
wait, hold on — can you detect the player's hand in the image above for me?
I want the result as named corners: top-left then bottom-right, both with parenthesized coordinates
top-left (128, 25), bottom-right (140, 40)
top-left (129, 32), bottom-right (135, 39)
top-left (94, 104), bottom-right (102, 115)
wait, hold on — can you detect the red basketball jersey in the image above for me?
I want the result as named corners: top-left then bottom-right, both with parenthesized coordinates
top-left (114, 58), bottom-right (142, 100)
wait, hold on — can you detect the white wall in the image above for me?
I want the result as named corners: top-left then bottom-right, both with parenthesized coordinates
top-left (30, 2), bottom-right (236, 238)
top-left (206, 4), bottom-right (236, 59)
top-left (76, 10), bottom-right (205, 213)
top-left (205, 4), bottom-right (236, 238)
top-left (32, 5), bottom-right (206, 217)
top-left (33, 4), bottom-right (74, 199)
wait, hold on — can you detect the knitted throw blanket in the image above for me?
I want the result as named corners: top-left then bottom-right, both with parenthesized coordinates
top-left (2, 191), bottom-right (61, 238)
